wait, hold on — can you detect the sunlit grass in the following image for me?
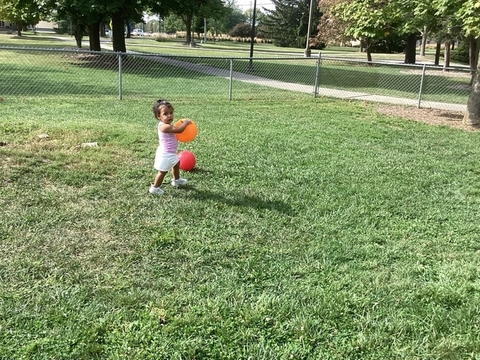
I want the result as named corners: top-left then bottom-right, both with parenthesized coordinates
top-left (1, 91), bottom-right (480, 358)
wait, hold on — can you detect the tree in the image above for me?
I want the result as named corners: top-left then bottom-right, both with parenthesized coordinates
top-left (0, 0), bottom-right (46, 36)
top-left (325, 0), bottom-right (454, 64)
top-left (315, 0), bottom-right (350, 47)
top-left (111, 0), bottom-right (149, 51)
top-left (263, 0), bottom-right (321, 48)
top-left (163, 14), bottom-right (185, 33)
top-left (151, 0), bottom-right (225, 45)
top-left (48, 0), bottom-right (145, 51)
top-left (331, 0), bottom-right (394, 62)
top-left (393, 0), bottom-right (421, 64)
top-left (464, 60), bottom-right (480, 125)
top-left (414, 0), bottom-right (442, 57)
top-left (51, 0), bottom-right (105, 50)
top-left (212, 1), bottom-right (246, 34)
top-left (228, 22), bottom-right (251, 37)
top-left (456, 0), bottom-right (480, 124)
top-left (457, 0), bottom-right (480, 72)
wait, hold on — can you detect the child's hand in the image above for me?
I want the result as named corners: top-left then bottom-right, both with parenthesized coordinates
top-left (182, 119), bottom-right (192, 126)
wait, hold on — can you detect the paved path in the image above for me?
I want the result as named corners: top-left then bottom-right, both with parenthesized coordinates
top-left (138, 53), bottom-right (467, 112)
top-left (89, 38), bottom-right (467, 112)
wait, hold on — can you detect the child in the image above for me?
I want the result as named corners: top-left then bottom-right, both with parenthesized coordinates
top-left (149, 99), bottom-right (192, 195)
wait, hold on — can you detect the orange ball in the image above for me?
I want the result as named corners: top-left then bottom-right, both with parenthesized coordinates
top-left (174, 119), bottom-right (197, 143)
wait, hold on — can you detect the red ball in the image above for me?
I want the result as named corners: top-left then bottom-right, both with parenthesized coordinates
top-left (178, 150), bottom-right (196, 171)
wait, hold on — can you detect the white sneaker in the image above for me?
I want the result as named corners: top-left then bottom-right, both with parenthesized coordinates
top-left (149, 185), bottom-right (164, 195)
top-left (171, 178), bottom-right (187, 187)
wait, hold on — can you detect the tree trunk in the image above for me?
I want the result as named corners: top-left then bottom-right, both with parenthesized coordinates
top-left (74, 24), bottom-right (84, 48)
top-left (404, 33), bottom-right (417, 64)
top-left (434, 42), bottom-right (441, 66)
top-left (88, 22), bottom-right (101, 51)
top-left (362, 38), bottom-right (372, 63)
top-left (16, 21), bottom-right (22, 36)
top-left (184, 14), bottom-right (193, 44)
top-left (420, 26), bottom-right (428, 57)
top-left (444, 40), bottom-right (451, 71)
top-left (469, 36), bottom-right (479, 73)
top-left (463, 55), bottom-right (480, 125)
top-left (125, 20), bottom-right (131, 38)
top-left (112, 10), bottom-right (126, 53)
top-left (366, 48), bottom-right (372, 62)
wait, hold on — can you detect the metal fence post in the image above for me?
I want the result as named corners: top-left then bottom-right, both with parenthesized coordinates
top-left (314, 52), bottom-right (321, 98)
top-left (229, 58), bottom-right (233, 101)
top-left (118, 52), bottom-right (123, 100)
top-left (417, 64), bottom-right (426, 108)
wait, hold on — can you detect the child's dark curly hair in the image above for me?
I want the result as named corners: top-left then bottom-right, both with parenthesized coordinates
top-left (152, 99), bottom-right (174, 118)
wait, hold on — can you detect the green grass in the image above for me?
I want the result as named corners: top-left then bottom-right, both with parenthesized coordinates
top-left (2, 86), bottom-right (480, 359)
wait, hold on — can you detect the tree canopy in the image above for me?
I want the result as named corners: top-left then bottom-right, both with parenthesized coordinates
top-left (150, 0), bottom-right (225, 44)
top-left (0, 0), bottom-right (48, 36)
top-left (262, 0), bottom-right (321, 48)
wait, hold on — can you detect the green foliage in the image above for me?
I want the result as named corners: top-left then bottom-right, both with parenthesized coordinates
top-left (332, 0), bottom-right (393, 40)
top-left (222, 5), bottom-right (247, 34)
top-left (228, 22), bottom-right (252, 38)
top-left (369, 33), bottom-right (406, 53)
top-left (0, 0), bottom-right (46, 33)
top-left (150, 0), bottom-right (226, 43)
top-left (458, 0), bottom-right (480, 37)
top-left (53, 19), bottom-right (70, 34)
top-left (262, 0), bottom-right (321, 48)
top-left (451, 39), bottom-right (470, 64)
top-left (163, 14), bottom-right (185, 33)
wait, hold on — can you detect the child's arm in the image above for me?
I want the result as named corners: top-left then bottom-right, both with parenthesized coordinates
top-left (160, 119), bottom-right (192, 134)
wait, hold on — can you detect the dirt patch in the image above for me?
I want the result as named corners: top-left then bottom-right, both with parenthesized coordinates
top-left (376, 105), bottom-right (480, 132)
top-left (400, 68), bottom-right (471, 78)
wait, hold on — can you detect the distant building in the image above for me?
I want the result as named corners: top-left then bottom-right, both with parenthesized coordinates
top-left (0, 20), bottom-right (13, 32)
top-left (0, 20), bottom-right (56, 33)
top-left (36, 21), bottom-right (56, 32)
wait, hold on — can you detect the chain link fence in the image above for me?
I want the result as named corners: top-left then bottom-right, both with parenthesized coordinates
top-left (0, 46), bottom-right (472, 111)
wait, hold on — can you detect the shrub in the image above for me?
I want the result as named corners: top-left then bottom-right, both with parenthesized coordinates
top-left (155, 34), bottom-right (166, 42)
top-left (451, 40), bottom-right (470, 64)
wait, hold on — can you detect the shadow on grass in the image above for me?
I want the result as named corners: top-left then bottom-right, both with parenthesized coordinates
top-left (178, 184), bottom-right (295, 216)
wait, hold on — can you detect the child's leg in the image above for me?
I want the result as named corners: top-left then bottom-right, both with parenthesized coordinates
top-left (172, 162), bottom-right (180, 180)
top-left (153, 171), bottom-right (167, 187)
top-left (171, 162), bottom-right (187, 186)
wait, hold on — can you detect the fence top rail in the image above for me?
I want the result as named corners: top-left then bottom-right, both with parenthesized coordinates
top-left (133, 53), bottom-right (316, 61)
top-left (0, 45), bottom-right (473, 73)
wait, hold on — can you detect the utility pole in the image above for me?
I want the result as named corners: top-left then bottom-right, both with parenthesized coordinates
top-left (204, 18), bottom-right (207, 44)
top-left (247, 0), bottom-right (257, 71)
top-left (304, 0), bottom-right (315, 57)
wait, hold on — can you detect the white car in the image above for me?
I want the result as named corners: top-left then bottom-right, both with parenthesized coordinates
top-left (132, 29), bottom-right (145, 36)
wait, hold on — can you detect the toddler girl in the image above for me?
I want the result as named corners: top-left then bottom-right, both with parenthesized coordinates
top-left (149, 99), bottom-right (191, 195)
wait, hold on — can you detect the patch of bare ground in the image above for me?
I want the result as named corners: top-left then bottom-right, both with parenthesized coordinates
top-left (376, 105), bottom-right (480, 132)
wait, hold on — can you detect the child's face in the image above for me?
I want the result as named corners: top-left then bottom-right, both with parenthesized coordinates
top-left (158, 106), bottom-right (174, 124)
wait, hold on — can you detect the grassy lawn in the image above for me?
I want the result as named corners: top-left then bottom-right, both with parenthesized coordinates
top-left (2, 74), bottom-right (480, 360)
